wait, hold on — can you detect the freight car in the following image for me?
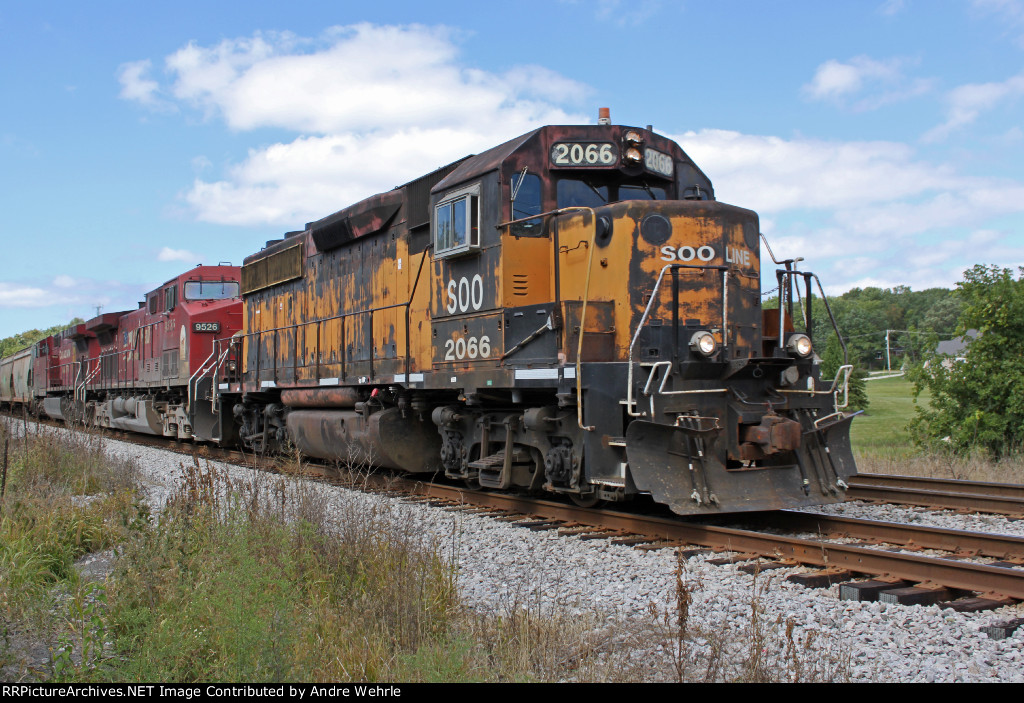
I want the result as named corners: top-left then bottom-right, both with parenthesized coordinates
top-left (0, 347), bottom-right (33, 411)
top-left (223, 113), bottom-right (858, 515)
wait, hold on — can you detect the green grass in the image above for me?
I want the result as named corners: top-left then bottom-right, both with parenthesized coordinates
top-left (850, 375), bottom-right (927, 458)
top-left (849, 375), bottom-right (1024, 482)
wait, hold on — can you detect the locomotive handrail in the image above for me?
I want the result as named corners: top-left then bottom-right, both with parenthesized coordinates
top-left (495, 205), bottom-right (594, 232)
top-left (76, 358), bottom-right (101, 404)
top-left (778, 363), bottom-right (853, 411)
top-left (640, 361), bottom-right (727, 422)
top-left (187, 344), bottom-right (228, 412)
top-left (626, 264), bottom-right (731, 418)
top-left (774, 267), bottom-right (848, 366)
top-left (44, 360), bottom-right (80, 390)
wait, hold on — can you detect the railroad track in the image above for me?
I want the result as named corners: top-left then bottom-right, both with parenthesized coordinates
top-left (6, 415), bottom-right (1024, 630)
top-left (847, 473), bottom-right (1024, 517)
top-left (397, 479), bottom-right (1024, 611)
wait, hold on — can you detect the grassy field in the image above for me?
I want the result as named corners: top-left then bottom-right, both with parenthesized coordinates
top-left (849, 375), bottom-right (924, 458)
top-left (851, 374), bottom-right (1024, 482)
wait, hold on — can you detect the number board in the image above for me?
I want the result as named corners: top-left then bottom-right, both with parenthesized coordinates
top-left (193, 321), bottom-right (221, 333)
top-left (644, 147), bottom-right (674, 177)
top-left (550, 142), bottom-right (618, 168)
top-left (432, 314), bottom-right (503, 367)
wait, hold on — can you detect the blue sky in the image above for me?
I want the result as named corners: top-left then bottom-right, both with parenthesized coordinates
top-left (3, 0), bottom-right (1024, 338)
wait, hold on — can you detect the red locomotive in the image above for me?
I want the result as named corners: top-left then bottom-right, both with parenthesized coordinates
top-left (23, 265), bottom-right (242, 443)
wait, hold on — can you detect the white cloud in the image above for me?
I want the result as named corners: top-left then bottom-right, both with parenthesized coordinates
top-left (157, 24), bottom-right (586, 135)
top-left (804, 57), bottom-right (893, 100)
top-left (158, 247), bottom-right (200, 262)
top-left (673, 129), bottom-right (954, 213)
top-left (0, 283), bottom-right (56, 308)
top-left (674, 128), bottom-right (1024, 293)
top-left (117, 59), bottom-right (174, 111)
top-left (118, 23), bottom-right (1024, 297)
top-left (122, 24), bottom-right (587, 225)
top-left (923, 69), bottom-right (1024, 141)
top-left (594, 0), bottom-right (662, 25)
top-left (879, 0), bottom-right (908, 16)
top-left (972, 0), bottom-right (1024, 46)
top-left (803, 56), bottom-right (931, 110)
top-left (53, 275), bottom-right (76, 288)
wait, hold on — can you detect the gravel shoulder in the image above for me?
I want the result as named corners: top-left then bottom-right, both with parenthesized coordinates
top-left (9, 423), bottom-right (1024, 683)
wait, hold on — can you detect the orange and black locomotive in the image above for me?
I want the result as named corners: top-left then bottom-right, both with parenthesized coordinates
top-left (226, 112), bottom-right (857, 514)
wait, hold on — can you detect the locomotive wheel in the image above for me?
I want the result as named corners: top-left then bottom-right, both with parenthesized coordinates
top-left (463, 475), bottom-right (482, 491)
top-left (570, 492), bottom-right (601, 508)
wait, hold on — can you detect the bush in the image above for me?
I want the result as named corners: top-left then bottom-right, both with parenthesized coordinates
top-left (910, 265), bottom-right (1024, 457)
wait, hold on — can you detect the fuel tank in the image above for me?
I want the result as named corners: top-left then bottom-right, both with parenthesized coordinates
top-left (285, 407), bottom-right (442, 473)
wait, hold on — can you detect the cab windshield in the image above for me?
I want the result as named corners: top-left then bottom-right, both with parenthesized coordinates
top-left (556, 177), bottom-right (667, 209)
top-left (183, 281), bottom-right (240, 301)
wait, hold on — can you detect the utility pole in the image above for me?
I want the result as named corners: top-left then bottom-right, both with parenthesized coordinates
top-left (885, 329), bottom-right (891, 372)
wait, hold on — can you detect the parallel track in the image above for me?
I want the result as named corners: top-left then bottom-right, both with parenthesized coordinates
top-left (847, 473), bottom-right (1024, 517)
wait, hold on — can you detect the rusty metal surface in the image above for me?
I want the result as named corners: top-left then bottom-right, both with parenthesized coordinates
top-left (286, 408), bottom-right (442, 473)
top-left (280, 387), bottom-right (361, 408)
top-left (226, 120), bottom-right (858, 515)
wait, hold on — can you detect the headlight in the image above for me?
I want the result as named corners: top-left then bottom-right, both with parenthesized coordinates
top-left (624, 147), bottom-right (642, 165)
top-left (624, 130), bottom-right (643, 146)
top-left (787, 333), bottom-right (813, 357)
top-left (690, 331), bottom-right (717, 357)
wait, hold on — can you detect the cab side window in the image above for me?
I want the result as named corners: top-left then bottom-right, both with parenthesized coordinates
top-left (435, 184), bottom-right (480, 258)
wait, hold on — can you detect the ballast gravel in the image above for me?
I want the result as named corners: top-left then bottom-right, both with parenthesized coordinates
top-left (33, 425), bottom-right (1024, 683)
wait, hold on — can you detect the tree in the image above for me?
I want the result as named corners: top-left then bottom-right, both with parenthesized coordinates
top-left (910, 265), bottom-right (1024, 456)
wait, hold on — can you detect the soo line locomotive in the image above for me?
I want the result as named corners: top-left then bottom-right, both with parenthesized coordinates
top-left (0, 111), bottom-right (857, 515)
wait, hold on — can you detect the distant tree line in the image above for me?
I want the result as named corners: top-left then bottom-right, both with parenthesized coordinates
top-left (767, 284), bottom-right (964, 413)
top-left (773, 285), bottom-right (964, 372)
